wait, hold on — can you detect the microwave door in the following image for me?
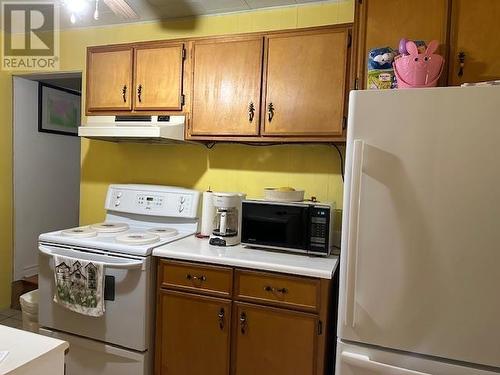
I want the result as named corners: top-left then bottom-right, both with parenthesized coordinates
top-left (242, 204), bottom-right (309, 250)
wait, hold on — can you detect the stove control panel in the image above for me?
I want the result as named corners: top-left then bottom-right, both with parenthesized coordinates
top-left (105, 185), bottom-right (200, 218)
top-left (137, 194), bottom-right (164, 208)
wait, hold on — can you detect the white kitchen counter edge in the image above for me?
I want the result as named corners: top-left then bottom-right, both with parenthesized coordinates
top-left (0, 325), bottom-right (68, 374)
top-left (153, 236), bottom-right (339, 279)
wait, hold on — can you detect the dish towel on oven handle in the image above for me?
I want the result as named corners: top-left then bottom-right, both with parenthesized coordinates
top-left (53, 255), bottom-right (105, 317)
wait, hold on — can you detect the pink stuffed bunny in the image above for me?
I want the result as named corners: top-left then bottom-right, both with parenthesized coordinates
top-left (393, 40), bottom-right (444, 88)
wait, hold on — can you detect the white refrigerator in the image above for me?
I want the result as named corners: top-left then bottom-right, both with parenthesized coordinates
top-left (336, 86), bottom-right (500, 375)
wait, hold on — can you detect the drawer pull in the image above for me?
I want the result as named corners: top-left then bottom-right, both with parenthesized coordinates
top-left (186, 274), bottom-right (207, 282)
top-left (218, 308), bottom-right (225, 330)
top-left (264, 285), bottom-right (288, 294)
top-left (240, 312), bottom-right (247, 334)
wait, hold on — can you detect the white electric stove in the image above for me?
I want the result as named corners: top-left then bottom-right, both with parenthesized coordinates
top-left (38, 184), bottom-right (200, 375)
top-left (39, 184), bottom-right (200, 255)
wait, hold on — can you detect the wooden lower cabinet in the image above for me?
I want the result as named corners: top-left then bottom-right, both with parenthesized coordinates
top-left (155, 289), bottom-right (231, 375)
top-left (155, 261), bottom-right (334, 375)
top-left (231, 302), bottom-right (319, 375)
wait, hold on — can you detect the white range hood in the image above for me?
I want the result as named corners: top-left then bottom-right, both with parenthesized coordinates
top-left (78, 115), bottom-right (187, 143)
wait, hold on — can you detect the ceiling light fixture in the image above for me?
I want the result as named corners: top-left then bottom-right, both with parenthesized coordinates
top-left (63, 0), bottom-right (138, 24)
top-left (66, 0), bottom-right (88, 14)
top-left (63, 0), bottom-right (92, 24)
top-left (93, 0), bottom-right (99, 20)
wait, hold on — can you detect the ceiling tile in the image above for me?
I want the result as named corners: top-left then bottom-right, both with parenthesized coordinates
top-left (55, 0), bottom-right (341, 29)
top-left (143, 0), bottom-right (207, 19)
top-left (296, 0), bottom-right (331, 3)
top-left (245, 0), bottom-right (296, 9)
top-left (198, 0), bottom-right (249, 12)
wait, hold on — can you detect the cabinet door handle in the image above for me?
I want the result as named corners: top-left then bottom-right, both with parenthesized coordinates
top-left (267, 102), bottom-right (275, 122)
top-left (239, 312), bottom-right (247, 334)
top-left (122, 85), bottom-right (127, 103)
top-left (218, 308), bottom-right (225, 330)
top-left (137, 84), bottom-right (142, 103)
top-left (458, 51), bottom-right (465, 78)
top-left (248, 102), bottom-right (255, 122)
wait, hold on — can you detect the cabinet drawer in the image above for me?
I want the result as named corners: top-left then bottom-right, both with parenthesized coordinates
top-left (235, 270), bottom-right (320, 312)
top-left (159, 259), bottom-right (233, 297)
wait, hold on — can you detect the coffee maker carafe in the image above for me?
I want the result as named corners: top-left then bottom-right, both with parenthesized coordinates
top-left (209, 193), bottom-right (243, 246)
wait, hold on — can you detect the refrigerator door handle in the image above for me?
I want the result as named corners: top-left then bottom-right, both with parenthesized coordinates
top-left (344, 139), bottom-right (364, 328)
top-left (341, 352), bottom-right (431, 375)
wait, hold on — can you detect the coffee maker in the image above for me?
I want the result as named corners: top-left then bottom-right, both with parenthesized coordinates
top-left (209, 193), bottom-right (244, 246)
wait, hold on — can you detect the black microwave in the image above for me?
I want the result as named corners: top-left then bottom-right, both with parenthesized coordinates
top-left (241, 200), bottom-right (334, 256)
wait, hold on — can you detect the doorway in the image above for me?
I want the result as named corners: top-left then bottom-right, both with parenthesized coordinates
top-left (12, 72), bottom-right (82, 306)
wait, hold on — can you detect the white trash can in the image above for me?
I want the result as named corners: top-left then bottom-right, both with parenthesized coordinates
top-left (19, 289), bottom-right (39, 332)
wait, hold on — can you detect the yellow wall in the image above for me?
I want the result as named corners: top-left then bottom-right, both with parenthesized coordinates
top-left (0, 1), bottom-right (353, 308)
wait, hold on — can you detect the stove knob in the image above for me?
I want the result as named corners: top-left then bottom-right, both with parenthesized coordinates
top-left (115, 200), bottom-right (121, 207)
top-left (180, 196), bottom-right (186, 204)
top-left (116, 192), bottom-right (122, 198)
top-left (178, 205), bottom-right (184, 213)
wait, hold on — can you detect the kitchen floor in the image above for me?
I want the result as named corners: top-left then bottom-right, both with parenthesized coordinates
top-left (0, 308), bottom-right (23, 329)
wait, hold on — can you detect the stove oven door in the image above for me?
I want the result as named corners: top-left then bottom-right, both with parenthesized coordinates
top-left (38, 243), bottom-right (154, 352)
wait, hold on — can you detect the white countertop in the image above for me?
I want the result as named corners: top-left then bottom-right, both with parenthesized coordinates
top-left (0, 325), bottom-right (68, 374)
top-left (153, 236), bottom-right (339, 279)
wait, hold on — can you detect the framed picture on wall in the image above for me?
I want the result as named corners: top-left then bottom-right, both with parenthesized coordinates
top-left (38, 82), bottom-right (81, 136)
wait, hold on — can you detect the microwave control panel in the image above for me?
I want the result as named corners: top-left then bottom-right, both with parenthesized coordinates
top-left (309, 206), bottom-right (331, 254)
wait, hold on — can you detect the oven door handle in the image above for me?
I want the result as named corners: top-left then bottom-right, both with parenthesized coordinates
top-left (39, 245), bottom-right (145, 270)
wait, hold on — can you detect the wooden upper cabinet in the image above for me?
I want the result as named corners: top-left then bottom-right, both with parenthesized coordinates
top-left (231, 302), bottom-right (318, 375)
top-left (86, 47), bottom-right (133, 112)
top-left (85, 26), bottom-right (351, 141)
top-left (133, 44), bottom-right (185, 110)
top-left (190, 37), bottom-right (264, 136)
top-left (262, 29), bottom-right (349, 136)
top-left (156, 290), bottom-right (231, 375)
top-left (448, 0), bottom-right (500, 85)
top-left (355, 0), bottom-right (450, 88)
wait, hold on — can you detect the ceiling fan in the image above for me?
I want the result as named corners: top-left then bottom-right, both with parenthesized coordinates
top-left (103, 0), bottom-right (139, 19)
top-left (63, 0), bottom-right (139, 24)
